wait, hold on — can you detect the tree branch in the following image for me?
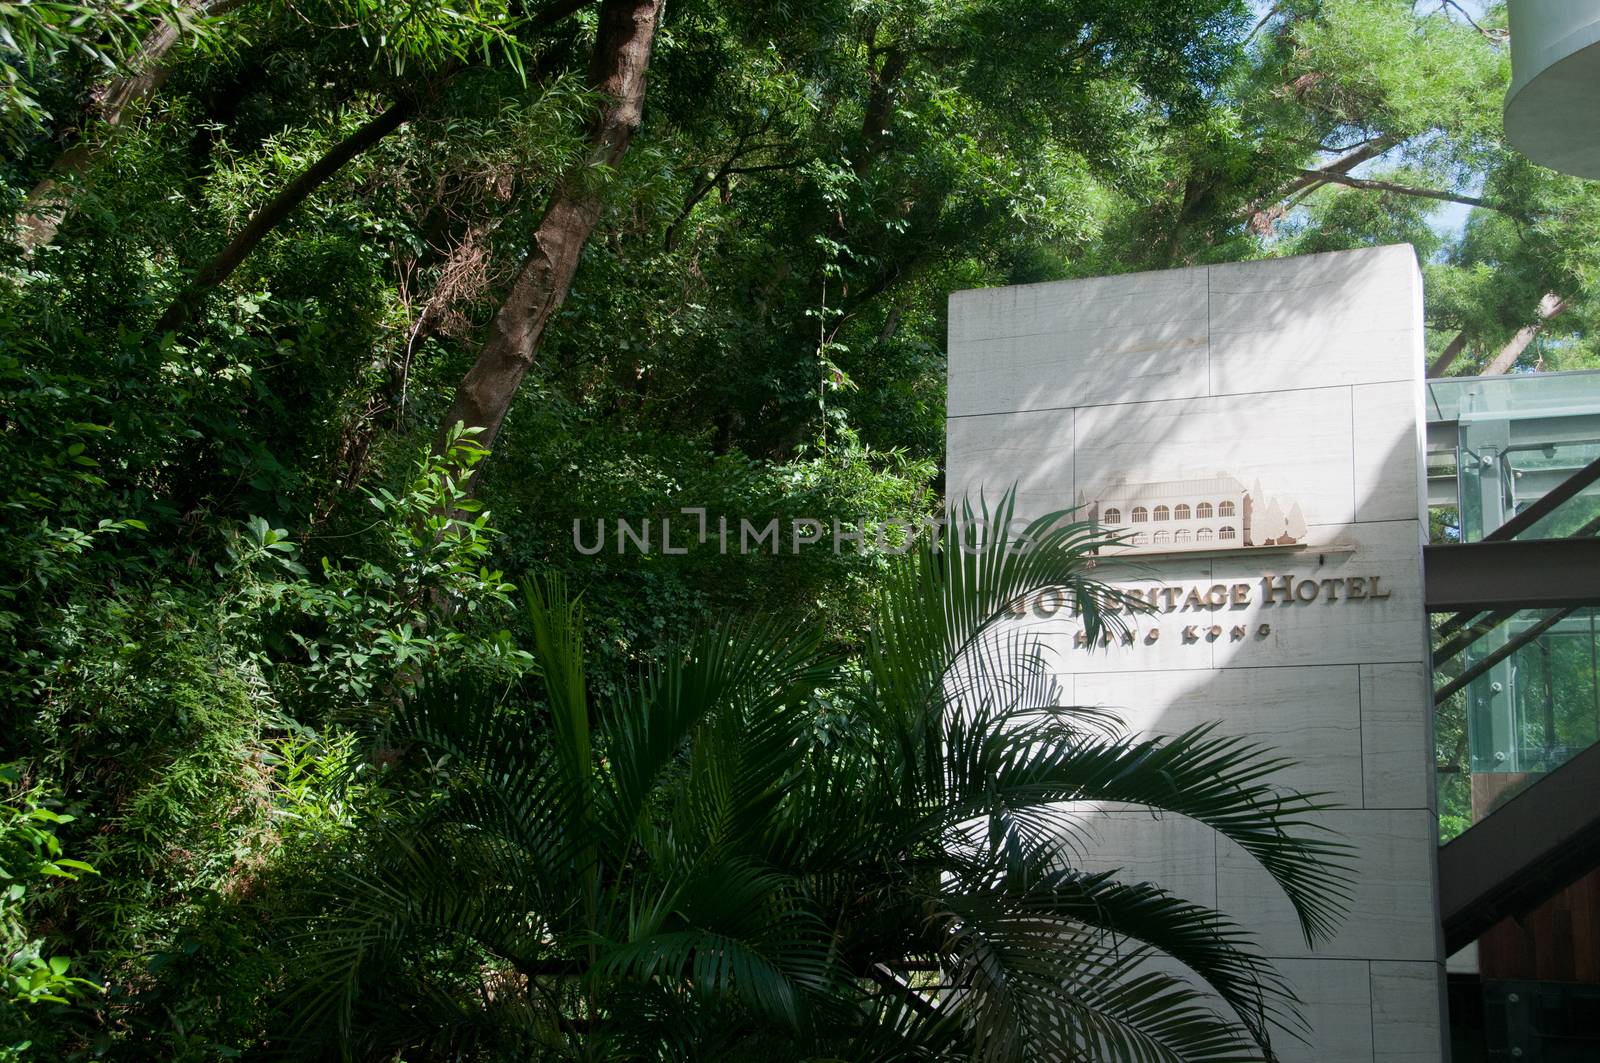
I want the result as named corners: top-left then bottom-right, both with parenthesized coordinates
top-left (662, 125), bottom-right (794, 250)
top-left (1440, 0), bottom-right (1506, 43)
top-left (155, 96), bottom-right (418, 335)
top-left (1296, 169), bottom-right (1523, 217)
top-left (1243, 137), bottom-right (1397, 233)
top-left (14, 0), bottom-right (250, 253)
top-left (1246, 2), bottom-right (1283, 45)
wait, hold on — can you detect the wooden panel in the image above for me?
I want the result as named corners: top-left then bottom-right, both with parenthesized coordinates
top-left (1472, 772), bottom-right (1600, 982)
top-left (1478, 870), bottom-right (1600, 983)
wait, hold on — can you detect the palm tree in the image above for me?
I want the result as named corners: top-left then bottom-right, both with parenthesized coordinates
top-left (278, 496), bottom-right (1351, 1061)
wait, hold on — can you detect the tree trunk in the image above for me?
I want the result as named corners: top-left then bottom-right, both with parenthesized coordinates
top-left (855, 44), bottom-right (906, 173)
top-left (154, 97), bottom-right (417, 334)
top-left (15, 0), bottom-right (247, 253)
top-left (436, 0), bottom-right (665, 454)
top-left (1427, 331), bottom-right (1468, 377)
top-left (1484, 293), bottom-right (1567, 375)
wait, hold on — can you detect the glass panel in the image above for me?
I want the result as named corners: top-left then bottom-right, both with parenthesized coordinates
top-left (1430, 372), bottom-right (1600, 844)
top-left (1444, 370), bottom-right (1600, 542)
top-left (1428, 368), bottom-right (1600, 425)
top-left (1435, 608), bottom-right (1600, 843)
top-left (1500, 439), bottom-right (1600, 540)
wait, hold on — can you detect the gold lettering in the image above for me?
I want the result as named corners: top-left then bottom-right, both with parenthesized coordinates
top-left (1205, 584), bottom-right (1229, 608)
top-left (1319, 578), bottom-right (1342, 602)
top-left (1036, 588), bottom-right (1066, 616)
top-left (1121, 630), bottom-right (1135, 646)
top-left (1231, 583), bottom-right (1251, 606)
top-left (1262, 575), bottom-right (1294, 604)
top-left (1257, 623), bottom-right (1272, 637)
top-left (1182, 625), bottom-right (1200, 642)
top-left (1346, 576), bottom-right (1367, 600)
top-left (1162, 587), bottom-right (1182, 610)
top-left (1073, 630), bottom-right (1089, 648)
top-left (1145, 629), bottom-right (1160, 644)
top-left (1184, 587), bottom-right (1204, 610)
top-left (1295, 580), bottom-right (1319, 602)
top-left (1368, 576), bottom-right (1391, 599)
top-left (1231, 624), bottom-right (1247, 641)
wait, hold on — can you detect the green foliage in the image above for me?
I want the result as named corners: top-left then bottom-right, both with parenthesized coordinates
top-left (3, 0), bottom-right (1597, 1054)
top-left (0, 1), bottom-right (217, 144)
top-left (304, 0), bottom-right (530, 77)
top-left (488, 416), bottom-right (938, 695)
top-left (0, 765), bottom-right (99, 1059)
top-left (277, 497), bottom-right (1351, 1061)
top-left (227, 425), bottom-right (531, 712)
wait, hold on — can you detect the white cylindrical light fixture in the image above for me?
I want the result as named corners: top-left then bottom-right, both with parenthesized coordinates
top-left (1505, 0), bottom-right (1600, 178)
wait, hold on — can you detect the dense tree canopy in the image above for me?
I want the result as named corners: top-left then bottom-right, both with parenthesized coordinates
top-left (1, 0), bottom-right (1594, 1058)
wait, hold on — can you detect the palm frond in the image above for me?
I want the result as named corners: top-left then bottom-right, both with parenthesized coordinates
top-left (941, 720), bottom-right (1355, 945)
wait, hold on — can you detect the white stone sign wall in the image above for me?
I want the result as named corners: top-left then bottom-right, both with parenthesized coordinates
top-left (945, 245), bottom-right (1445, 1061)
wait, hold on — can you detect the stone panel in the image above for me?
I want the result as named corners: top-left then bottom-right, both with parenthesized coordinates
top-left (1210, 520), bottom-right (1427, 670)
top-left (944, 408), bottom-right (1074, 519)
top-left (1208, 246), bottom-right (1421, 395)
top-left (1216, 810), bottom-right (1438, 962)
top-left (1370, 961), bottom-right (1447, 1061)
top-left (1073, 387), bottom-right (1356, 532)
top-left (1353, 380), bottom-right (1427, 524)
top-left (1272, 959), bottom-right (1376, 1063)
top-left (948, 265), bottom-right (1207, 346)
top-left (1074, 666), bottom-right (1365, 805)
top-left (1055, 806), bottom-right (1219, 909)
top-left (1361, 663), bottom-right (1434, 810)
top-left (947, 318), bottom-right (1208, 416)
top-left (1120, 956), bottom-right (1378, 1063)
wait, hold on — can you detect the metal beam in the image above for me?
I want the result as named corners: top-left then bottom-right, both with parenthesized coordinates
top-left (1435, 512), bottom-right (1600, 637)
top-left (1438, 740), bottom-right (1600, 955)
top-left (1508, 464), bottom-right (1600, 505)
top-left (1433, 607), bottom-right (1515, 668)
top-left (1424, 539), bottom-right (1600, 612)
top-left (1433, 608), bottom-right (1573, 704)
top-left (1483, 453), bottom-right (1600, 541)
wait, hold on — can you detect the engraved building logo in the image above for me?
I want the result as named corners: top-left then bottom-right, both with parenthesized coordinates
top-left (1080, 474), bottom-right (1308, 553)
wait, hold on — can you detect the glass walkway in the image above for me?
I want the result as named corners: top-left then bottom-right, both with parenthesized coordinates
top-left (1425, 369), bottom-right (1600, 1061)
